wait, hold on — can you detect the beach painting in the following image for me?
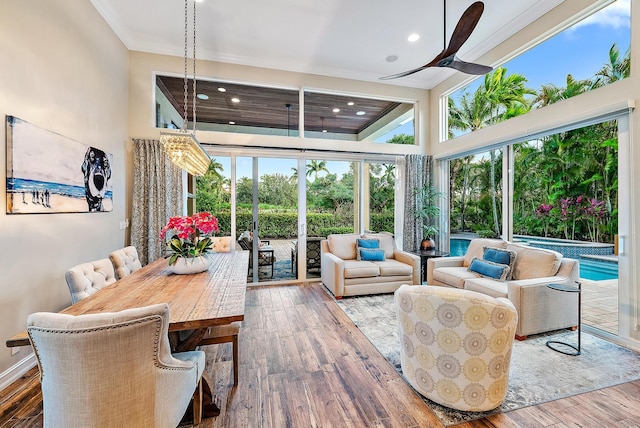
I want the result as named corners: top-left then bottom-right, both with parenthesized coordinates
top-left (5, 116), bottom-right (113, 214)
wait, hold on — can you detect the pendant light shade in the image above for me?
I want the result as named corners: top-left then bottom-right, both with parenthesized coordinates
top-left (160, 0), bottom-right (210, 176)
top-left (160, 131), bottom-right (210, 176)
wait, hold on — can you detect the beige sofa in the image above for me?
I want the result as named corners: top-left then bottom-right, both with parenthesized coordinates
top-left (321, 233), bottom-right (420, 298)
top-left (427, 238), bottom-right (580, 339)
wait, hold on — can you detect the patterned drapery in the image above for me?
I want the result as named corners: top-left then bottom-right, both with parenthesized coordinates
top-left (131, 139), bottom-right (183, 265)
top-left (403, 154), bottom-right (432, 252)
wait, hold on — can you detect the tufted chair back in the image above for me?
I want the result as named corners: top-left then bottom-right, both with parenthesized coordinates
top-left (109, 246), bottom-right (143, 280)
top-left (26, 303), bottom-right (205, 428)
top-left (211, 236), bottom-right (232, 252)
top-left (395, 284), bottom-right (518, 412)
top-left (65, 259), bottom-right (117, 304)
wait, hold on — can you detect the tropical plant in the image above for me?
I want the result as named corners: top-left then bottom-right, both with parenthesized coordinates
top-left (160, 212), bottom-right (219, 266)
top-left (415, 184), bottom-right (444, 238)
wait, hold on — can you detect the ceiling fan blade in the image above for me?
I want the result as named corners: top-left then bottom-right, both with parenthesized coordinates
top-left (379, 63), bottom-right (431, 80)
top-left (446, 57), bottom-right (493, 75)
top-left (442, 1), bottom-right (485, 58)
top-left (378, 1), bottom-right (487, 80)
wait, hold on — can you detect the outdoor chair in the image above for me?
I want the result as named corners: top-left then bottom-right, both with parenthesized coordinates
top-left (237, 231), bottom-right (276, 278)
top-left (291, 237), bottom-right (323, 275)
top-left (27, 303), bottom-right (205, 427)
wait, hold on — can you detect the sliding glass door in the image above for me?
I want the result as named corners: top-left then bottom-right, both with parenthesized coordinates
top-left (197, 152), bottom-right (399, 284)
top-left (446, 116), bottom-right (630, 340)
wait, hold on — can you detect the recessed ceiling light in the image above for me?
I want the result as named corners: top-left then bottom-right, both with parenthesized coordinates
top-left (229, 121), bottom-right (235, 125)
top-left (332, 108), bottom-right (340, 113)
top-left (217, 87), bottom-right (226, 92)
top-left (196, 93), bottom-right (209, 100)
top-left (347, 102), bottom-right (354, 106)
top-left (231, 97), bottom-right (240, 103)
top-left (356, 111), bottom-right (366, 116)
top-left (408, 33), bottom-right (420, 42)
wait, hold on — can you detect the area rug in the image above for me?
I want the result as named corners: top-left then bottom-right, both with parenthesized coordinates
top-left (334, 292), bottom-right (640, 426)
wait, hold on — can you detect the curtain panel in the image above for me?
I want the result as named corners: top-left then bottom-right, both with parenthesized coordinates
top-left (403, 154), bottom-right (432, 252)
top-left (131, 139), bottom-right (184, 265)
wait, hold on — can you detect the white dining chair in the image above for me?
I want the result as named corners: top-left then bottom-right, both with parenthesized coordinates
top-left (109, 245), bottom-right (143, 280)
top-left (65, 258), bottom-right (117, 304)
top-left (27, 303), bottom-right (205, 428)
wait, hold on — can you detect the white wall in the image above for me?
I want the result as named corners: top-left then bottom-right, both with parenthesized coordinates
top-left (0, 0), bottom-right (129, 374)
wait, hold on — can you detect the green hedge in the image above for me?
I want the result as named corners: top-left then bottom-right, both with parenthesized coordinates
top-left (211, 211), bottom-right (394, 238)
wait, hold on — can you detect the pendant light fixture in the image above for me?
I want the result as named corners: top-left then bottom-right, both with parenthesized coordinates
top-left (160, 0), bottom-right (211, 176)
top-left (285, 103), bottom-right (292, 136)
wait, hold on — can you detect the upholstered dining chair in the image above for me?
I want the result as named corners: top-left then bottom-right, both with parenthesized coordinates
top-left (27, 303), bottom-right (205, 428)
top-left (65, 258), bottom-right (117, 304)
top-left (109, 245), bottom-right (143, 280)
top-left (210, 236), bottom-right (232, 252)
top-left (395, 284), bottom-right (518, 412)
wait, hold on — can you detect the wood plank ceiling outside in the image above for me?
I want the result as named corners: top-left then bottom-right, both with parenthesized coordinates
top-left (156, 75), bottom-right (401, 135)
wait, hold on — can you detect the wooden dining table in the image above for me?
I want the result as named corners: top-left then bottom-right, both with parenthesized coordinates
top-left (6, 250), bottom-right (249, 417)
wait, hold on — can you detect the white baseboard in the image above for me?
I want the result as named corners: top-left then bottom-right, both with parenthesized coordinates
top-left (0, 352), bottom-right (37, 392)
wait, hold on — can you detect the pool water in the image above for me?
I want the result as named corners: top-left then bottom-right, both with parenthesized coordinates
top-left (449, 238), bottom-right (618, 281)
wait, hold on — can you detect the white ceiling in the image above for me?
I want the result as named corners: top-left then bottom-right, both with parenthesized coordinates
top-left (90, 0), bottom-right (565, 89)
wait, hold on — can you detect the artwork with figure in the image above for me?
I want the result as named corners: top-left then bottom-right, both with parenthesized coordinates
top-left (5, 116), bottom-right (113, 214)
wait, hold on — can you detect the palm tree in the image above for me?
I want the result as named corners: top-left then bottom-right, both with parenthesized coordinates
top-left (306, 160), bottom-right (329, 180)
top-left (482, 68), bottom-right (534, 236)
top-left (449, 90), bottom-right (492, 231)
top-left (594, 43), bottom-right (630, 86)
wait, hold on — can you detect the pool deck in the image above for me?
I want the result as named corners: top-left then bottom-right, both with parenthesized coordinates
top-left (581, 278), bottom-right (618, 335)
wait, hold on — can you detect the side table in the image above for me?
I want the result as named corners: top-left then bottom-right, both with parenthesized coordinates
top-left (546, 281), bottom-right (582, 356)
top-left (409, 249), bottom-right (449, 284)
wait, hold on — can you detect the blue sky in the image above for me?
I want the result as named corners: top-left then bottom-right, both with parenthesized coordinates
top-left (451, 0), bottom-right (631, 101)
top-left (215, 1), bottom-right (631, 180)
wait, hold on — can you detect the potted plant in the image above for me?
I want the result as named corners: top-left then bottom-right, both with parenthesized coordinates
top-left (415, 184), bottom-right (444, 251)
top-left (159, 211), bottom-right (220, 274)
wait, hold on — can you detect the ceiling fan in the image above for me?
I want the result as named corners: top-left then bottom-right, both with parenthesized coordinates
top-left (380, 1), bottom-right (493, 80)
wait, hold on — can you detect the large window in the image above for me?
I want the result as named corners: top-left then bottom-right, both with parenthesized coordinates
top-left (303, 91), bottom-right (414, 143)
top-left (448, 118), bottom-right (624, 338)
top-left (155, 77), bottom-right (416, 144)
top-left (447, 0), bottom-right (630, 139)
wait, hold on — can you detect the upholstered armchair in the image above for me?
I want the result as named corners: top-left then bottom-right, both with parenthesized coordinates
top-left (27, 303), bottom-right (205, 428)
top-left (109, 245), bottom-right (143, 280)
top-left (65, 258), bottom-right (117, 304)
top-left (395, 284), bottom-right (518, 412)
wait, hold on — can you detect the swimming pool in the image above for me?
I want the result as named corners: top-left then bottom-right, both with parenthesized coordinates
top-left (449, 238), bottom-right (618, 281)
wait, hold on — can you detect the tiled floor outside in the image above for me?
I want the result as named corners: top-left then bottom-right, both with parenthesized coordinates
top-left (581, 278), bottom-right (618, 335)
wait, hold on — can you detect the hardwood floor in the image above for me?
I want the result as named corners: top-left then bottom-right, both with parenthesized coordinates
top-left (2, 282), bottom-right (640, 427)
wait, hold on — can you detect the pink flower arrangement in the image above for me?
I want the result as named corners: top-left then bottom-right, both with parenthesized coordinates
top-left (160, 212), bottom-right (219, 265)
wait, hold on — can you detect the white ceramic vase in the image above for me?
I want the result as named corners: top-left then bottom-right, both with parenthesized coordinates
top-left (169, 255), bottom-right (211, 275)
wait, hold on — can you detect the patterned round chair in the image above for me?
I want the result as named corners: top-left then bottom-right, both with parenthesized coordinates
top-left (394, 284), bottom-right (518, 412)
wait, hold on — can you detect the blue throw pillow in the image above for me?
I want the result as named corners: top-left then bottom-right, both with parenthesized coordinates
top-left (359, 248), bottom-right (385, 261)
top-left (483, 247), bottom-right (516, 280)
top-left (468, 258), bottom-right (511, 281)
top-left (357, 238), bottom-right (379, 249)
